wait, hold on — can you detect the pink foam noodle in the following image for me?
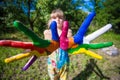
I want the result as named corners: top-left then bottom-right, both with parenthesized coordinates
top-left (60, 21), bottom-right (69, 50)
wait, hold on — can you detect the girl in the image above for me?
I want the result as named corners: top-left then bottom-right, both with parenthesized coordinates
top-left (44, 9), bottom-right (72, 80)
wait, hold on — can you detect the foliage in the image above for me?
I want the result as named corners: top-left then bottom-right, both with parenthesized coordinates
top-left (0, 0), bottom-right (120, 34)
top-left (94, 0), bottom-right (120, 34)
top-left (0, 0), bottom-right (28, 32)
top-left (36, 0), bottom-right (87, 34)
top-left (103, 0), bottom-right (120, 33)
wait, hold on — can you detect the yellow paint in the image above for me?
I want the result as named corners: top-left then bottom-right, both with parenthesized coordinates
top-left (5, 50), bottom-right (47, 63)
top-left (72, 48), bottom-right (102, 59)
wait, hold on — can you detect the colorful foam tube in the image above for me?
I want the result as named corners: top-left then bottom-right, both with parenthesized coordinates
top-left (13, 21), bottom-right (59, 53)
top-left (13, 21), bottom-right (50, 48)
top-left (0, 39), bottom-right (59, 53)
top-left (68, 42), bottom-right (113, 54)
top-left (73, 12), bottom-right (96, 44)
top-left (57, 48), bottom-right (69, 69)
top-left (22, 42), bottom-right (59, 71)
top-left (67, 42), bottom-right (113, 59)
top-left (5, 52), bottom-right (32, 63)
top-left (22, 55), bottom-right (37, 71)
top-left (60, 21), bottom-right (69, 50)
top-left (64, 12), bottom-right (96, 49)
top-left (22, 40), bottom-right (59, 71)
top-left (46, 21), bottom-right (59, 52)
top-left (71, 48), bottom-right (102, 59)
top-left (0, 40), bottom-right (59, 70)
top-left (22, 21), bottom-right (60, 71)
top-left (0, 40), bottom-right (45, 53)
top-left (5, 50), bottom-right (47, 63)
top-left (50, 21), bottom-right (59, 41)
top-left (84, 24), bottom-right (112, 43)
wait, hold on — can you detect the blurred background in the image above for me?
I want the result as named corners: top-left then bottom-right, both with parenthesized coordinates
top-left (0, 0), bottom-right (120, 80)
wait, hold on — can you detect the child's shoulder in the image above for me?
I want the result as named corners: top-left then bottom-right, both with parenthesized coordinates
top-left (68, 29), bottom-right (72, 33)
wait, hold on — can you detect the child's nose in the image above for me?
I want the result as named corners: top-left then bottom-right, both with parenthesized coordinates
top-left (56, 17), bottom-right (60, 21)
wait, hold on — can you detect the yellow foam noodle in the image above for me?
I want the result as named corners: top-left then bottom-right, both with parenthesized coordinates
top-left (5, 52), bottom-right (32, 63)
top-left (85, 50), bottom-right (102, 59)
top-left (5, 50), bottom-right (48, 63)
top-left (72, 48), bottom-right (102, 59)
top-left (72, 48), bottom-right (87, 55)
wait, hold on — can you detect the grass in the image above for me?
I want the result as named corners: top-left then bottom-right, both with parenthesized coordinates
top-left (0, 29), bottom-right (120, 80)
top-left (68, 30), bottom-right (120, 80)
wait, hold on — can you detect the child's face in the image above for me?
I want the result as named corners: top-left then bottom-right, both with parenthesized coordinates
top-left (51, 16), bottom-right (64, 29)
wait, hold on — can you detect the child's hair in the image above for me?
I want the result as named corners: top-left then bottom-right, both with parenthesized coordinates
top-left (47, 9), bottom-right (65, 28)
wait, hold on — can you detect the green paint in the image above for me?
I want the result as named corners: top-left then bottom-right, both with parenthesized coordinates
top-left (13, 21), bottom-right (50, 48)
top-left (68, 42), bottom-right (113, 54)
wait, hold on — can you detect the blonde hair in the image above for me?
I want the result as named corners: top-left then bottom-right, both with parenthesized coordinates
top-left (47, 9), bottom-right (65, 28)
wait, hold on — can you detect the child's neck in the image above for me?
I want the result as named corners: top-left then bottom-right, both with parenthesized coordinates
top-left (57, 28), bottom-right (62, 36)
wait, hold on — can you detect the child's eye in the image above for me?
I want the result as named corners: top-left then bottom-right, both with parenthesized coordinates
top-left (52, 16), bottom-right (56, 19)
top-left (59, 17), bottom-right (63, 19)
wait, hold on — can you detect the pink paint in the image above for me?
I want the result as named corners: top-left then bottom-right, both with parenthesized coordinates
top-left (60, 21), bottom-right (69, 50)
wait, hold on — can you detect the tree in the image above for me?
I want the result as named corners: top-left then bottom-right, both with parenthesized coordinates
top-left (94, 0), bottom-right (120, 33)
top-left (104, 0), bottom-right (120, 33)
top-left (1, 0), bottom-right (89, 35)
top-left (36, 0), bottom-right (87, 34)
top-left (0, 0), bottom-right (28, 27)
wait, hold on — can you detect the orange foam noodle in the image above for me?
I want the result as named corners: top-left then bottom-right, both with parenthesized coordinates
top-left (46, 40), bottom-right (59, 52)
top-left (68, 37), bottom-right (78, 48)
